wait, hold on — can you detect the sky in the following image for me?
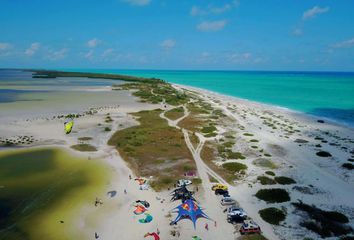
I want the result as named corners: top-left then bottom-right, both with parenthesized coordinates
top-left (0, 0), bottom-right (353, 71)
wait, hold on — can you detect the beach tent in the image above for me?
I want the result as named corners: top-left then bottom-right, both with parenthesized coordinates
top-left (135, 178), bottom-right (146, 185)
top-left (64, 118), bottom-right (74, 134)
top-left (170, 199), bottom-right (210, 229)
top-left (139, 213), bottom-right (153, 223)
top-left (144, 232), bottom-right (160, 240)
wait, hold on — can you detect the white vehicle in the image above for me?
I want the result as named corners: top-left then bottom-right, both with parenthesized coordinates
top-left (221, 197), bottom-right (236, 206)
top-left (227, 206), bottom-right (247, 218)
top-left (177, 179), bottom-right (192, 187)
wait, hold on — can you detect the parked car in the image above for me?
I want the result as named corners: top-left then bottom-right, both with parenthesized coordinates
top-left (177, 179), bottom-right (192, 187)
top-left (227, 206), bottom-right (247, 219)
top-left (220, 197), bottom-right (236, 206)
top-left (211, 183), bottom-right (228, 191)
top-left (227, 214), bottom-right (245, 224)
top-left (214, 189), bottom-right (229, 196)
top-left (239, 220), bottom-right (261, 235)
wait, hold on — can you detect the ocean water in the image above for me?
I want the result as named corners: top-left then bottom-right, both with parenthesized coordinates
top-left (62, 69), bottom-right (354, 127)
top-left (1, 69), bottom-right (354, 127)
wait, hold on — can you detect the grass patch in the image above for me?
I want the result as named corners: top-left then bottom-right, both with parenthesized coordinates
top-left (293, 201), bottom-right (352, 238)
top-left (165, 107), bottom-right (184, 120)
top-left (77, 137), bottom-right (92, 141)
top-left (222, 162), bottom-right (247, 173)
top-left (274, 176), bottom-right (296, 184)
top-left (253, 158), bottom-right (277, 169)
top-left (259, 207), bottom-right (286, 225)
top-left (255, 188), bottom-right (290, 203)
top-left (71, 143), bottom-right (97, 152)
top-left (108, 109), bottom-right (194, 191)
top-left (257, 176), bottom-right (276, 185)
top-left (192, 178), bottom-right (202, 185)
top-left (243, 133), bottom-right (254, 136)
top-left (239, 234), bottom-right (268, 240)
top-left (0, 148), bottom-right (108, 240)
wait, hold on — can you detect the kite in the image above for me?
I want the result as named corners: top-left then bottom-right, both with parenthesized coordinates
top-left (170, 199), bottom-right (210, 229)
top-left (64, 118), bottom-right (74, 134)
top-left (144, 232), bottom-right (160, 240)
top-left (139, 213), bottom-right (153, 223)
top-left (133, 205), bottom-right (147, 215)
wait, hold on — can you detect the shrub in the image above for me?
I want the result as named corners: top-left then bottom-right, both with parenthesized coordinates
top-left (104, 127), bottom-right (111, 132)
top-left (342, 163), bottom-right (354, 170)
top-left (316, 151), bottom-right (332, 157)
top-left (71, 144), bottom-right (97, 152)
top-left (255, 188), bottom-right (290, 203)
top-left (192, 178), bottom-right (202, 185)
top-left (259, 207), bottom-right (286, 225)
top-left (265, 171), bottom-right (275, 176)
top-left (257, 176), bottom-right (276, 185)
top-left (274, 176), bottom-right (296, 185)
top-left (222, 162), bottom-right (247, 173)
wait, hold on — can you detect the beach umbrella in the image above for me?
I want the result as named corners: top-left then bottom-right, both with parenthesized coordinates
top-left (170, 199), bottom-right (210, 229)
top-left (139, 213), bottom-right (153, 223)
top-left (64, 118), bottom-right (74, 134)
top-left (144, 232), bottom-right (160, 240)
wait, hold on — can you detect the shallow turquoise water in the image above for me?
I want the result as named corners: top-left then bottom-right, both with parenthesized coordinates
top-left (62, 69), bottom-right (354, 126)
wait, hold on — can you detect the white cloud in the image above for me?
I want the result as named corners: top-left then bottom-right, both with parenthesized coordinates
top-left (87, 38), bottom-right (100, 48)
top-left (85, 50), bottom-right (94, 59)
top-left (332, 38), bottom-right (354, 48)
top-left (190, 0), bottom-right (239, 16)
top-left (25, 42), bottom-right (40, 56)
top-left (122, 0), bottom-right (151, 6)
top-left (228, 52), bottom-right (254, 64)
top-left (47, 48), bottom-right (68, 61)
top-left (0, 42), bottom-right (12, 50)
top-left (102, 48), bottom-right (114, 58)
top-left (160, 39), bottom-right (176, 50)
top-left (292, 28), bottom-right (303, 36)
top-left (197, 20), bottom-right (227, 32)
top-left (302, 6), bottom-right (329, 20)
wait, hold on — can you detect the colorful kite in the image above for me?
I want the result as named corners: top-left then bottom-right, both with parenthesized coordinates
top-left (144, 232), bottom-right (160, 240)
top-left (170, 199), bottom-right (210, 229)
top-left (139, 213), bottom-right (153, 223)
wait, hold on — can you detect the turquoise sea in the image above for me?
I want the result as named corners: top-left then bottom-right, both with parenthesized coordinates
top-left (1, 69), bottom-right (354, 127)
top-left (63, 69), bottom-right (354, 127)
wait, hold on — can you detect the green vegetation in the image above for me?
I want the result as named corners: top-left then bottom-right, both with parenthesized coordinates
top-left (316, 151), bottom-right (332, 157)
top-left (257, 176), bottom-right (276, 185)
top-left (253, 158), bottom-right (278, 169)
top-left (222, 162), bottom-right (247, 173)
top-left (165, 107), bottom-right (185, 120)
top-left (108, 109), bottom-right (194, 191)
top-left (342, 163), bottom-right (354, 170)
top-left (192, 178), bottom-right (202, 185)
top-left (255, 188), bottom-right (290, 203)
top-left (0, 148), bottom-right (108, 240)
top-left (104, 127), bottom-right (111, 132)
top-left (265, 171), bottom-right (276, 176)
top-left (239, 234), bottom-right (268, 240)
top-left (275, 176), bottom-right (296, 184)
top-left (32, 70), bottom-right (163, 83)
top-left (259, 207), bottom-right (286, 225)
top-left (77, 137), bottom-right (92, 141)
top-left (292, 201), bottom-right (352, 238)
top-left (243, 133), bottom-right (254, 136)
top-left (71, 143), bottom-right (97, 152)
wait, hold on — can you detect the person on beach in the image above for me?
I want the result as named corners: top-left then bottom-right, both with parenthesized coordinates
top-left (124, 189), bottom-right (127, 194)
top-left (95, 232), bottom-right (99, 239)
top-left (129, 174), bottom-right (132, 180)
top-left (214, 221), bottom-right (217, 227)
top-left (205, 223), bottom-right (209, 231)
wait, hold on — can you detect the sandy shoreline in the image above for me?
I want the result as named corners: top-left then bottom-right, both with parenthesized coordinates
top-left (1, 81), bottom-right (353, 240)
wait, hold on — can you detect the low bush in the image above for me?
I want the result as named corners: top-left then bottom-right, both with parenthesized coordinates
top-left (259, 207), bottom-right (286, 225)
top-left (265, 171), bottom-right (275, 176)
top-left (274, 176), bottom-right (296, 185)
top-left (316, 151), bottom-right (332, 157)
top-left (342, 163), bottom-right (354, 170)
top-left (257, 176), bottom-right (276, 185)
top-left (255, 188), bottom-right (290, 203)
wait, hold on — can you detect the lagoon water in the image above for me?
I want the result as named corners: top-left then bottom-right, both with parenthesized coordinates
top-left (63, 69), bottom-right (354, 127)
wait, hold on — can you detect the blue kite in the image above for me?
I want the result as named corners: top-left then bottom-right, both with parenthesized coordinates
top-left (170, 199), bottom-right (210, 229)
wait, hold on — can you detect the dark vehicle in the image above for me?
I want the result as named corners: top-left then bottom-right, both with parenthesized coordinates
top-left (227, 214), bottom-right (244, 224)
top-left (215, 189), bottom-right (229, 196)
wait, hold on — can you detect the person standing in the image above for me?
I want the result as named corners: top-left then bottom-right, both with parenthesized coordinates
top-left (205, 223), bottom-right (209, 231)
